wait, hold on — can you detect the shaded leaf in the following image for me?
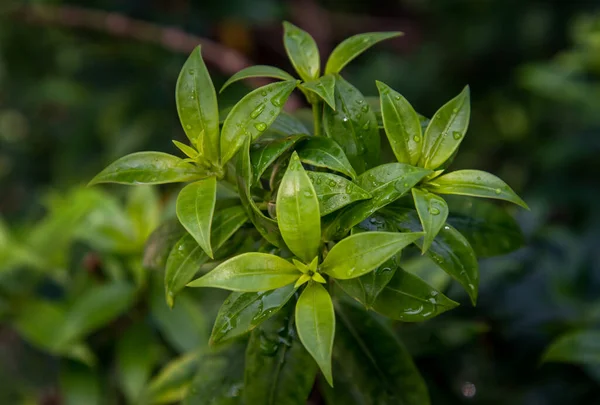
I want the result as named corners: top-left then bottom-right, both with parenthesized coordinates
top-left (307, 172), bottom-right (371, 216)
top-left (543, 330), bottom-right (600, 365)
top-left (298, 137), bottom-right (357, 179)
top-left (301, 74), bottom-right (336, 109)
top-left (142, 351), bottom-right (201, 404)
top-left (251, 134), bottom-right (308, 183)
top-left (220, 65), bottom-right (295, 93)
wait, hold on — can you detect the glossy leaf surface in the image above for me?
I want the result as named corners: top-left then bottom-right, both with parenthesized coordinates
top-left (89, 152), bottom-right (205, 185)
top-left (221, 80), bottom-right (297, 164)
top-left (173, 140), bottom-right (198, 159)
top-left (251, 134), bottom-right (307, 183)
top-left (307, 172), bottom-right (371, 216)
top-left (321, 231), bottom-right (423, 279)
top-left (296, 282), bottom-right (335, 386)
top-left (210, 284), bottom-right (296, 344)
top-left (297, 136), bottom-right (357, 179)
top-left (325, 32), bottom-right (403, 74)
top-left (412, 188), bottom-right (449, 253)
top-left (426, 169), bottom-right (529, 209)
top-left (187, 253), bottom-right (299, 291)
top-left (377, 81), bottom-right (422, 165)
top-left (542, 330), bottom-right (600, 365)
top-left (244, 305), bottom-right (318, 404)
top-left (323, 76), bottom-right (380, 173)
top-left (283, 21), bottom-right (320, 81)
top-left (176, 46), bottom-right (220, 162)
top-left (269, 112), bottom-right (310, 136)
top-left (301, 74), bottom-right (336, 109)
top-left (176, 177), bottom-right (217, 258)
top-left (220, 65), bottom-right (295, 93)
top-left (419, 86), bottom-right (470, 169)
top-left (276, 152), bottom-right (321, 263)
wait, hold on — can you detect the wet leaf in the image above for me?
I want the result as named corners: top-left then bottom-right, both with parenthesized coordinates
top-left (412, 188), bottom-right (449, 253)
top-left (301, 74), bottom-right (336, 109)
top-left (297, 136), bottom-right (357, 179)
top-left (251, 134), bottom-right (308, 183)
top-left (283, 21), bottom-right (320, 81)
top-left (220, 65), bottom-right (295, 93)
top-left (325, 32), bottom-right (403, 74)
top-left (307, 172), bottom-right (371, 216)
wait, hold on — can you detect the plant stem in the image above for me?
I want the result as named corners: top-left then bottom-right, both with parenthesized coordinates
top-left (312, 100), bottom-right (323, 137)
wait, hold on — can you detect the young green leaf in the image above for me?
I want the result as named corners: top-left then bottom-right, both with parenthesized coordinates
top-left (283, 21), bottom-right (320, 82)
top-left (370, 268), bottom-right (459, 321)
top-left (173, 140), bottom-right (199, 159)
top-left (220, 65), bottom-right (295, 93)
top-left (251, 134), bottom-right (308, 183)
top-left (426, 169), bottom-right (529, 209)
top-left (187, 252), bottom-right (300, 291)
top-left (542, 330), bottom-right (600, 365)
top-left (296, 282), bottom-right (335, 386)
top-left (325, 32), bottom-right (403, 74)
top-left (176, 46), bottom-right (220, 163)
top-left (412, 188), bottom-right (449, 253)
top-left (419, 86), bottom-right (470, 169)
top-left (321, 231), bottom-right (423, 279)
top-left (140, 351), bottom-right (201, 404)
top-left (89, 152), bottom-right (206, 185)
top-left (211, 284), bottom-right (296, 344)
top-left (297, 137), bottom-right (357, 179)
top-left (377, 81), bottom-right (422, 165)
top-left (323, 76), bottom-right (380, 173)
top-left (176, 177), bottom-right (217, 258)
top-left (300, 74), bottom-right (337, 109)
top-left (221, 80), bottom-right (297, 164)
top-left (307, 172), bottom-right (371, 216)
top-left (244, 305), bottom-right (318, 405)
top-left (276, 152), bottom-right (321, 263)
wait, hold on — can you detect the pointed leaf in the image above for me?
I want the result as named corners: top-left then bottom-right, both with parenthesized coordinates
top-left (211, 284), bottom-right (296, 344)
top-left (377, 81), bottom-right (422, 165)
top-left (307, 172), bottom-right (371, 216)
top-left (542, 330), bottom-right (600, 365)
top-left (322, 232), bottom-right (423, 279)
top-left (324, 301), bottom-right (430, 405)
top-left (276, 152), bottom-right (321, 263)
top-left (419, 86), bottom-right (470, 169)
top-left (221, 80), bottom-right (297, 164)
top-left (244, 304), bottom-right (318, 405)
top-left (412, 188), bottom-right (449, 253)
top-left (141, 351), bottom-right (201, 404)
top-left (325, 32), bottom-right (403, 74)
top-left (283, 22), bottom-right (320, 81)
top-left (426, 169), bottom-right (529, 209)
top-left (220, 65), bottom-right (295, 93)
top-left (251, 134), bottom-right (308, 183)
top-left (323, 76), bottom-right (380, 173)
top-left (296, 283), bottom-right (335, 386)
top-left (176, 177), bottom-right (217, 258)
top-left (187, 253), bottom-right (299, 291)
top-left (89, 152), bottom-right (205, 185)
top-left (176, 46), bottom-right (220, 163)
top-left (371, 268), bottom-right (458, 321)
top-left (301, 74), bottom-right (336, 109)
top-left (297, 137), bottom-right (357, 179)
top-left (173, 140), bottom-right (199, 159)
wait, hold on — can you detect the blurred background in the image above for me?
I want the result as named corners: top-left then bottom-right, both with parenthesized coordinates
top-left (1, 0), bottom-right (600, 404)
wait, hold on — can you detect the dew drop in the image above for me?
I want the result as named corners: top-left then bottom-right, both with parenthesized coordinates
top-left (356, 113), bottom-right (362, 119)
top-left (261, 90), bottom-right (267, 96)
top-left (186, 124), bottom-right (192, 130)
top-left (188, 69), bottom-right (195, 75)
top-left (452, 131), bottom-right (462, 140)
top-left (452, 108), bottom-right (459, 113)
top-left (303, 191), bottom-right (312, 198)
top-left (328, 180), bottom-right (337, 187)
top-left (250, 103), bottom-right (266, 119)
top-left (494, 188), bottom-right (502, 195)
top-left (403, 182), bottom-right (409, 188)
top-left (356, 99), bottom-right (364, 104)
top-left (254, 122), bottom-right (267, 132)
top-left (361, 105), bottom-right (369, 113)
top-left (395, 95), bottom-right (401, 101)
top-left (477, 176), bottom-right (481, 181)
top-left (345, 184), bottom-right (353, 193)
top-left (342, 116), bottom-right (349, 123)
top-left (413, 135), bottom-right (421, 142)
top-left (315, 177), bottom-right (322, 185)
top-left (429, 207), bottom-right (440, 215)
top-left (362, 121), bottom-right (370, 130)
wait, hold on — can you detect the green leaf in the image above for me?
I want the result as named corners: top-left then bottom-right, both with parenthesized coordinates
top-left (173, 140), bottom-right (199, 159)
top-left (220, 65), bottom-right (295, 93)
top-left (412, 188), bottom-right (449, 253)
top-left (325, 32), bottom-right (403, 74)
top-left (244, 304), bottom-right (318, 405)
top-left (117, 322), bottom-right (159, 404)
top-left (251, 134), bottom-right (308, 183)
top-left (382, 208), bottom-right (479, 305)
top-left (307, 172), bottom-right (371, 216)
top-left (211, 284), bottom-right (296, 344)
top-left (176, 177), bottom-right (217, 258)
top-left (268, 112), bottom-right (311, 136)
top-left (426, 169), bottom-right (529, 209)
top-left (221, 80), bottom-right (297, 164)
top-left (60, 362), bottom-right (100, 405)
top-left (183, 342), bottom-right (246, 404)
top-left (283, 21), bottom-right (320, 81)
top-left (296, 282), bottom-right (335, 386)
top-left (89, 152), bottom-right (206, 185)
top-left (297, 136), bottom-right (357, 179)
top-left (276, 152), bottom-right (321, 263)
top-left (419, 86), bottom-right (470, 169)
top-left (324, 301), bottom-right (430, 405)
top-left (301, 74), bottom-right (337, 109)
top-left (371, 268), bottom-right (458, 321)
top-left (376, 81), bottom-right (422, 165)
top-left (323, 163), bottom-right (432, 239)
top-left (237, 137), bottom-right (283, 247)
top-left (187, 252), bottom-right (299, 291)
top-left (142, 351), bottom-right (201, 404)
top-left (321, 232), bottom-right (423, 279)
top-left (176, 46), bottom-right (220, 163)
top-left (13, 300), bottom-right (71, 354)
top-left (127, 185), bottom-right (161, 243)
top-left (542, 330), bottom-right (600, 365)
top-left (143, 220), bottom-right (185, 270)
top-left (445, 197), bottom-right (524, 257)
top-left (323, 76), bottom-right (380, 173)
